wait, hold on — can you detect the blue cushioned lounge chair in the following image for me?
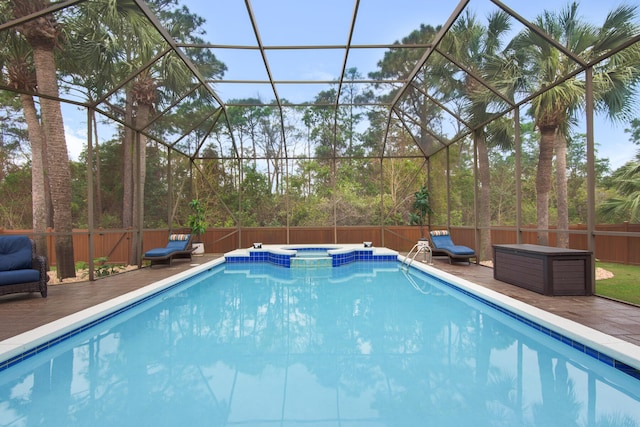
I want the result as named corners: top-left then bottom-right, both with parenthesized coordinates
top-left (429, 230), bottom-right (476, 265)
top-left (143, 234), bottom-right (194, 267)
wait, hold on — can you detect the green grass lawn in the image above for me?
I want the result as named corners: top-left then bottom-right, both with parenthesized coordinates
top-left (596, 262), bottom-right (640, 306)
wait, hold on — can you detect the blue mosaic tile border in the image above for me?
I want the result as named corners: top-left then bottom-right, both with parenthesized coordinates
top-left (224, 250), bottom-right (291, 267)
top-left (332, 251), bottom-right (396, 266)
top-left (416, 266), bottom-right (640, 381)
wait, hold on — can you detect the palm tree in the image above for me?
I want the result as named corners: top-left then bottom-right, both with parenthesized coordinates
top-left (57, 0), bottom-right (140, 228)
top-left (1, 29), bottom-right (49, 259)
top-left (598, 155), bottom-right (640, 222)
top-left (129, 69), bottom-right (156, 262)
top-left (440, 10), bottom-right (515, 261)
top-left (67, 0), bottom-right (224, 263)
top-left (10, 0), bottom-right (75, 278)
top-left (72, 0), bottom-right (163, 263)
top-left (511, 2), bottom-right (640, 246)
top-left (126, 4), bottom-right (224, 262)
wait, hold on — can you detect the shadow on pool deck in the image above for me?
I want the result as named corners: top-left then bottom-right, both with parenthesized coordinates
top-left (1, 253), bottom-right (640, 347)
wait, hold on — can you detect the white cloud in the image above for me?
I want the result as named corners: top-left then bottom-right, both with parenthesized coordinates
top-left (64, 125), bottom-right (87, 161)
top-left (61, 102), bottom-right (87, 161)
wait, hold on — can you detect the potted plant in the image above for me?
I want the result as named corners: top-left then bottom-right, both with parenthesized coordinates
top-left (188, 199), bottom-right (208, 255)
top-left (409, 185), bottom-right (432, 240)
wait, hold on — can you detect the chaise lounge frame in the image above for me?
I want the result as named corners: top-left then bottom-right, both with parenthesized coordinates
top-left (143, 233), bottom-right (195, 267)
top-left (429, 229), bottom-right (476, 265)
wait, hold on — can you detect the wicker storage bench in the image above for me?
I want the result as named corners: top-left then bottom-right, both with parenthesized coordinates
top-left (493, 244), bottom-right (593, 296)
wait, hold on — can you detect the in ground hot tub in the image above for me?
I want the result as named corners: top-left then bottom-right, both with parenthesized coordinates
top-left (224, 244), bottom-right (398, 267)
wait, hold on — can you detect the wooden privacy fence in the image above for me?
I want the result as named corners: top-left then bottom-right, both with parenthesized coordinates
top-left (489, 223), bottom-right (640, 265)
top-left (2, 223), bottom-right (639, 266)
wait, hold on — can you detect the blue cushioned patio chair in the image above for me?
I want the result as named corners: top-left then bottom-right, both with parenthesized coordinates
top-left (429, 229), bottom-right (476, 265)
top-left (143, 234), bottom-right (194, 267)
top-left (0, 235), bottom-right (48, 298)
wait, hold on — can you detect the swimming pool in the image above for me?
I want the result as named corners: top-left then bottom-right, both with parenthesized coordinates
top-left (1, 257), bottom-right (639, 426)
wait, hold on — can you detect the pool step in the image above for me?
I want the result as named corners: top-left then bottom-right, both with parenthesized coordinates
top-left (290, 256), bottom-right (332, 268)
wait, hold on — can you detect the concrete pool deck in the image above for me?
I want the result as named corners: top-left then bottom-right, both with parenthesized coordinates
top-left (1, 253), bottom-right (639, 350)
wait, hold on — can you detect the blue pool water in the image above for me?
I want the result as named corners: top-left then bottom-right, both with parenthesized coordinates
top-left (1, 261), bottom-right (639, 426)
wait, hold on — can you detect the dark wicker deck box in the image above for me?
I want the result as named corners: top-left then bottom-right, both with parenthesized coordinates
top-left (493, 244), bottom-right (593, 296)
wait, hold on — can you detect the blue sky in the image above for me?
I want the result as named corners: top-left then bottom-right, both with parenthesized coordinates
top-left (61, 0), bottom-right (639, 169)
